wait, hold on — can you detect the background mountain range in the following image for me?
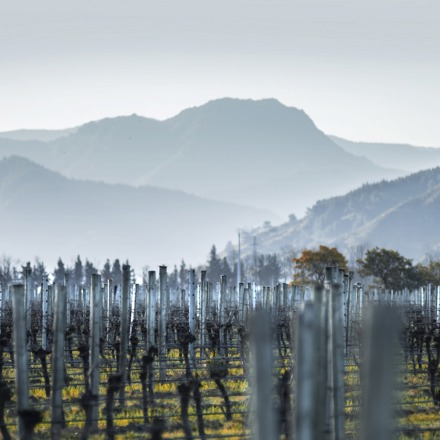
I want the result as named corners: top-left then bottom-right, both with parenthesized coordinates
top-left (0, 98), bottom-right (405, 218)
top-left (331, 136), bottom-right (440, 173)
top-left (238, 167), bottom-right (440, 261)
top-left (1, 98), bottom-right (439, 270)
top-left (0, 156), bottom-right (276, 270)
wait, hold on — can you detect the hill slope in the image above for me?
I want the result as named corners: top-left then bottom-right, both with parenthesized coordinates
top-left (331, 136), bottom-right (440, 173)
top-left (238, 167), bottom-right (440, 260)
top-left (0, 156), bottom-right (277, 270)
top-left (0, 99), bottom-right (404, 217)
top-left (0, 127), bottom-right (78, 142)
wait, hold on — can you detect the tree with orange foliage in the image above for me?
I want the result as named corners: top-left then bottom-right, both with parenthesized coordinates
top-left (292, 245), bottom-right (348, 285)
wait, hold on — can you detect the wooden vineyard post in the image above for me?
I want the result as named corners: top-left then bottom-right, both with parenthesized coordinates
top-left (107, 279), bottom-right (113, 341)
top-left (189, 269), bottom-right (196, 370)
top-left (65, 273), bottom-right (71, 327)
top-left (129, 284), bottom-right (138, 340)
top-left (207, 282), bottom-right (213, 322)
top-left (243, 284), bottom-right (248, 321)
top-left (325, 267), bottom-right (335, 440)
top-left (267, 287), bottom-right (273, 310)
top-left (114, 284), bottom-right (121, 310)
top-left (345, 272), bottom-right (352, 356)
top-left (142, 282), bottom-right (148, 348)
top-left (48, 284), bottom-right (54, 331)
top-left (436, 286), bottom-right (439, 323)
top-left (23, 263), bottom-right (32, 345)
top-left (74, 284), bottom-right (79, 319)
top-left (283, 283), bottom-right (288, 310)
top-left (141, 283), bottom-right (147, 317)
top-left (289, 285), bottom-right (295, 308)
top-left (0, 282), bottom-right (2, 328)
top-left (41, 277), bottom-right (49, 351)
top-left (12, 283), bottom-right (30, 440)
top-left (245, 284), bottom-right (250, 314)
top-left (180, 289), bottom-right (186, 309)
top-left (239, 282), bottom-right (245, 323)
top-left (313, 285), bottom-right (327, 439)
top-left (200, 271), bottom-right (207, 361)
top-left (331, 270), bottom-right (345, 440)
top-left (362, 306), bottom-right (398, 440)
top-left (89, 274), bottom-right (102, 429)
top-left (354, 283), bottom-right (360, 319)
top-left (296, 302), bottom-right (318, 440)
top-left (430, 284), bottom-right (437, 324)
top-left (102, 281), bottom-right (109, 342)
top-left (79, 284), bottom-right (83, 310)
top-left (119, 265), bottom-right (130, 407)
top-left (219, 276), bottom-right (227, 356)
top-left (251, 312), bottom-right (277, 440)
top-left (148, 271), bottom-right (157, 349)
top-left (146, 271), bottom-right (157, 405)
top-left (252, 283), bottom-right (257, 311)
top-left (275, 284), bottom-right (281, 311)
top-left (159, 266), bottom-right (167, 381)
top-left (51, 284), bottom-right (67, 440)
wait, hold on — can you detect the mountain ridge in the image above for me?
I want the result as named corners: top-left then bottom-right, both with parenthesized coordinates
top-left (0, 98), bottom-right (405, 217)
top-left (237, 166), bottom-right (440, 260)
top-left (0, 155), bottom-right (278, 270)
top-left (331, 135), bottom-right (440, 173)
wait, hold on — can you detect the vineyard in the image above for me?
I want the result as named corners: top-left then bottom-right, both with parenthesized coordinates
top-left (1, 264), bottom-right (440, 439)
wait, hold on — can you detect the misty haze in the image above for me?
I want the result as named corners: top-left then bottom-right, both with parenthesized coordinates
top-left (1, 0), bottom-right (440, 438)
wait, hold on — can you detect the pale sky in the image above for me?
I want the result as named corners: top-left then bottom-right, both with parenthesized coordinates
top-left (1, 0), bottom-right (439, 146)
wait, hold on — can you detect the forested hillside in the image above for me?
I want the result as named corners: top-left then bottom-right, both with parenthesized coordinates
top-left (236, 167), bottom-right (440, 260)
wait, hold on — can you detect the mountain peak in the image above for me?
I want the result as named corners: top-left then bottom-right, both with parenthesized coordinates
top-left (0, 99), bottom-right (404, 217)
top-left (174, 97), bottom-right (305, 118)
top-left (166, 97), bottom-right (316, 139)
top-left (201, 97), bottom-right (288, 109)
top-left (73, 113), bottom-right (162, 140)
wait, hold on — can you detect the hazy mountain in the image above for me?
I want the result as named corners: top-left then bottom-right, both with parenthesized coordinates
top-left (237, 167), bottom-right (440, 260)
top-left (0, 127), bottom-right (78, 142)
top-left (330, 135), bottom-right (440, 173)
top-left (0, 156), bottom-right (278, 271)
top-left (0, 99), bottom-right (404, 218)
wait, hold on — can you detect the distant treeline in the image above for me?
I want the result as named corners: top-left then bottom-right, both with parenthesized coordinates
top-left (0, 244), bottom-right (293, 289)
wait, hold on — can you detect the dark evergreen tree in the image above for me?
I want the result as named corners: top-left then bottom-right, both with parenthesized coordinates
top-left (256, 254), bottom-right (267, 285)
top-left (129, 263), bottom-right (136, 285)
top-left (33, 258), bottom-right (47, 284)
top-left (73, 255), bottom-right (83, 286)
top-left (179, 260), bottom-right (188, 288)
top-left (207, 245), bottom-right (222, 284)
top-left (84, 259), bottom-right (98, 287)
top-left (101, 259), bottom-right (112, 284)
top-left (267, 254), bottom-right (281, 286)
top-left (169, 265), bottom-right (179, 292)
top-left (112, 259), bottom-right (122, 286)
top-left (54, 258), bottom-right (66, 284)
top-left (255, 253), bottom-right (282, 286)
top-left (0, 256), bottom-right (14, 285)
top-left (142, 266), bottom-right (150, 285)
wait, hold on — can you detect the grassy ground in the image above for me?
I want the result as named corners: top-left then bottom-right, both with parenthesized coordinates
top-left (3, 346), bottom-right (440, 438)
top-left (345, 357), bottom-right (440, 439)
top-left (1, 348), bottom-right (253, 439)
